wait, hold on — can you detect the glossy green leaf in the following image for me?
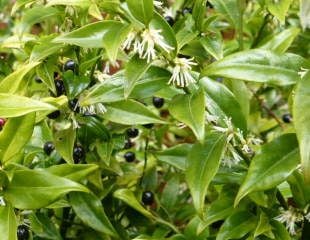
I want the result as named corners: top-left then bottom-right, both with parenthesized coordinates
top-left (293, 71), bottom-right (310, 183)
top-left (202, 49), bottom-right (305, 86)
top-left (0, 94), bottom-right (56, 118)
top-left (0, 205), bottom-right (17, 240)
top-left (126, 0), bottom-right (153, 25)
top-left (216, 211), bottom-right (257, 240)
top-left (125, 54), bottom-right (151, 98)
top-left (113, 189), bottom-right (153, 219)
top-left (200, 33), bottom-right (223, 60)
top-left (186, 133), bottom-right (226, 214)
top-left (45, 164), bottom-right (99, 182)
top-left (266, 0), bottom-right (293, 23)
top-left (104, 100), bottom-right (165, 125)
top-left (29, 212), bottom-right (62, 240)
top-left (0, 62), bottom-right (40, 93)
top-left (235, 134), bottom-right (299, 206)
top-left (36, 62), bottom-right (57, 93)
top-left (53, 21), bottom-right (130, 49)
top-left (69, 192), bottom-right (118, 237)
top-left (16, 6), bottom-right (59, 34)
top-left (46, 0), bottom-right (90, 7)
top-left (30, 36), bottom-right (63, 62)
top-left (254, 212), bottom-right (274, 238)
top-left (193, 0), bottom-right (207, 31)
top-left (53, 125), bottom-right (76, 164)
top-left (4, 169), bottom-right (88, 209)
top-left (63, 71), bottom-right (89, 98)
top-left (259, 28), bottom-right (300, 54)
top-left (271, 220), bottom-right (291, 240)
top-left (0, 113), bottom-right (35, 164)
top-left (300, 0), bottom-right (310, 30)
top-left (287, 171), bottom-right (310, 208)
top-left (200, 77), bottom-right (247, 133)
top-left (169, 89), bottom-right (205, 141)
top-left (155, 144), bottom-right (192, 171)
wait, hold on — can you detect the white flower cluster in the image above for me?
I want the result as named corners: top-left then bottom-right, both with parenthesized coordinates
top-left (168, 57), bottom-right (197, 87)
top-left (275, 207), bottom-right (304, 235)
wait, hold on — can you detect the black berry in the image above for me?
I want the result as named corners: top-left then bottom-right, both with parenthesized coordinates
top-left (55, 80), bottom-right (66, 96)
top-left (142, 191), bottom-right (154, 205)
top-left (282, 113), bottom-right (292, 123)
top-left (142, 123), bottom-right (154, 129)
top-left (43, 141), bottom-right (55, 155)
top-left (152, 97), bottom-right (165, 108)
top-left (35, 76), bottom-right (42, 83)
top-left (47, 110), bottom-right (60, 119)
top-left (17, 225), bottom-right (29, 240)
top-left (64, 59), bottom-right (77, 72)
top-left (68, 98), bottom-right (80, 113)
top-left (124, 139), bottom-right (134, 149)
top-left (164, 16), bottom-right (174, 26)
top-left (73, 145), bottom-right (85, 163)
top-left (182, 7), bottom-right (192, 15)
top-left (124, 151), bottom-right (135, 162)
top-left (126, 128), bottom-right (139, 138)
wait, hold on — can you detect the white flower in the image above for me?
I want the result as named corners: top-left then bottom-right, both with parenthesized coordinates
top-left (139, 28), bottom-right (174, 62)
top-left (222, 145), bottom-right (243, 167)
top-left (122, 31), bottom-right (138, 50)
top-left (0, 197), bottom-right (6, 206)
top-left (80, 103), bottom-right (107, 115)
top-left (298, 67), bottom-right (308, 78)
top-left (305, 211), bottom-right (310, 222)
top-left (153, 0), bottom-right (163, 9)
top-left (168, 57), bottom-right (197, 87)
top-left (275, 207), bottom-right (304, 235)
top-left (213, 117), bottom-right (234, 142)
top-left (206, 112), bottom-right (219, 124)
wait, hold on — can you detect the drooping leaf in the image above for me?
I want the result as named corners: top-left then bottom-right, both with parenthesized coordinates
top-left (4, 169), bottom-right (88, 209)
top-left (216, 211), bottom-right (257, 240)
top-left (293, 71), bottom-right (310, 183)
top-left (69, 192), bottom-right (118, 237)
top-left (266, 0), bottom-right (293, 23)
top-left (202, 49), bottom-right (306, 86)
top-left (0, 205), bottom-right (17, 240)
top-left (169, 89), bottom-right (205, 141)
top-left (0, 94), bottom-right (56, 118)
top-left (200, 77), bottom-right (247, 133)
top-left (235, 134), bottom-right (300, 206)
top-left (186, 133), bottom-right (226, 214)
top-left (104, 100), bottom-right (165, 125)
top-left (0, 113), bottom-right (35, 164)
top-left (200, 32), bottom-right (223, 60)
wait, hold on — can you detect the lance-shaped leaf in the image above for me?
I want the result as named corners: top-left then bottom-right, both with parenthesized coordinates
top-left (0, 94), bottom-right (56, 118)
top-left (53, 21), bottom-right (130, 49)
top-left (0, 62), bottom-right (40, 93)
top-left (235, 133), bottom-right (299, 206)
top-left (0, 113), bottom-right (35, 164)
top-left (126, 0), bottom-right (154, 25)
top-left (266, 0), bottom-right (293, 23)
top-left (186, 133), bottom-right (226, 214)
top-left (169, 89), bottom-right (205, 141)
top-left (3, 170), bottom-right (88, 209)
top-left (104, 100), bottom-right (165, 125)
top-left (200, 77), bottom-right (247, 133)
top-left (202, 49), bottom-right (306, 86)
top-left (293, 71), bottom-right (310, 183)
top-left (124, 54), bottom-right (151, 98)
top-left (0, 205), bottom-right (17, 240)
top-left (300, 0), bottom-right (310, 30)
top-left (46, 0), bottom-right (90, 7)
top-left (216, 211), bottom-right (257, 240)
top-left (69, 192), bottom-right (118, 237)
top-left (113, 189), bottom-right (153, 219)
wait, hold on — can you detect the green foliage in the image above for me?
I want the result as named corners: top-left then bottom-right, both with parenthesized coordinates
top-left (0, 0), bottom-right (309, 239)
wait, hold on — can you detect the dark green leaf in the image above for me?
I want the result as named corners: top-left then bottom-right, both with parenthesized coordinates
top-left (126, 0), bottom-right (154, 25)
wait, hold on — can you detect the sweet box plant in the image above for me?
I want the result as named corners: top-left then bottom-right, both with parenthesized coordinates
top-left (0, 0), bottom-right (310, 239)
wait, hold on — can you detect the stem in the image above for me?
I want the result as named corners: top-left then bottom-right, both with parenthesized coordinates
top-left (237, 0), bottom-right (245, 50)
top-left (139, 137), bottom-right (149, 186)
top-left (59, 207), bottom-right (71, 239)
top-left (251, 13), bottom-right (270, 48)
top-left (276, 190), bottom-right (288, 210)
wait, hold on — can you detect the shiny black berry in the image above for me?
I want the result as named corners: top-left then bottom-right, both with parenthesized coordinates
top-left (142, 191), bottom-right (154, 205)
top-left (47, 110), bottom-right (60, 119)
top-left (282, 113), bottom-right (292, 123)
top-left (126, 128), bottom-right (139, 138)
top-left (17, 225), bottom-right (29, 240)
top-left (164, 16), bottom-right (174, 26)
top-left (35, 76), bottom-right (42, 83)
top-left (63, 59), bottom-right (77, 72)
top-left (182, 7), bottom-right (192, 15)
top-left (142, 123), bottom-right (154, 129)
top-left (43, 141), bottom-right (55, 155)
top-left (73, 145), bottom-right (85, 163)
top-left (55, 80), bottom-right (66, 96)
top-left (152, 97), bottom-right (165, 108)
top-left (124, 139), bottom-right (134, 149)
top-left (68, 98), bottom-right (80, 113)
top-left (124, 151), bottom-right (135, 162)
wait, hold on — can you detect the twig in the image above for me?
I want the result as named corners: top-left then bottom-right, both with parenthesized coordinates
top-left (139, 137), bottom-right (149, 186)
